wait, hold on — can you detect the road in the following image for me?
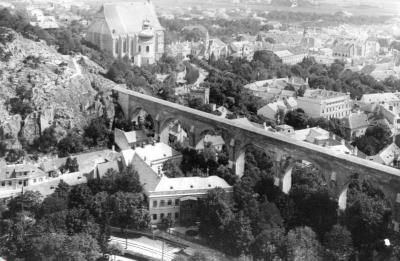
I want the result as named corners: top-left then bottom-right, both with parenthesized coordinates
top-left (110, 236), bottom-right (181, 261)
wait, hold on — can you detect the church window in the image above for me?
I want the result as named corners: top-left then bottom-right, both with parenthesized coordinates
top-left (115, 40), bottom-right (119, 54)
top-left (123, 39), bottom-right (127, 53)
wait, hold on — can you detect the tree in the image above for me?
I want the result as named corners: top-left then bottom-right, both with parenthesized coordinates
top-left (57, 131), bottom-right (85, 157)
top-left (62, 157), bottom-right (79, 173)
top-left (353, 123), bottom-right (392, 156)
top-left (5, 149), bottom-right (24, 163)
top-left (68, 184), bottom-right (93, 209)
top-left (323, 225), bottom-right (354, 261)
top-left (343, 177), bottom-right (391, 251)
top-left (108, 192), bottom-right (149, 231)
top-left (6, 191), bottom-right (42, 218)
top-left (108, 242), bottom-right (124, 261)
top-left (84, 117), bottom-right (109, 146)
top-left (289, 166), bottom-right (338, 238)
top-left (286, 226), bottom-right (324, 261)
top-left (35, 126), bottom-right (58, 153)
top-left (26, 232), bottom-right (101, 261)
top-left (284, 108), bottom-right (309, 129)
top-left (223, 212), bottom-right (254, 256)
top-left (251, 227), bottom-right (286, 261)
top-left (162, 159), bottom-right (183, 178)
top-left (198, 188), bottom-right (234, 244)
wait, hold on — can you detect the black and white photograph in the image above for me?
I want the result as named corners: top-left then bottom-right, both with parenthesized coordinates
top-left (0, 0), bottom-right (400, 260)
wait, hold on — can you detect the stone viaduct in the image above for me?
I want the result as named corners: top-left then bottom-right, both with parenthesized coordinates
top-left (114, 86), bottom-right (400, 230)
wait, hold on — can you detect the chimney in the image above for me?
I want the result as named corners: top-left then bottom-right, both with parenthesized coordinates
top-left (263, 122), bottom-right (267, 129)
top-left (306, 77), bottom-right (309, 84)
top-left (341, 139), bottom-right (345, 145)
top-left (112, 145), bottom-right (115, 152)
top-left (353, 146), bottom-right (358, 156)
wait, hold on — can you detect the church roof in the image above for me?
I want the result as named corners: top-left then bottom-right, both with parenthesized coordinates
top-left (101, 1), bottom-right (162, 36)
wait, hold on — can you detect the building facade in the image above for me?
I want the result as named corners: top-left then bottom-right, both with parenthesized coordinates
top-left (86, 1), bottom-right (164, 66)
top-left (297, 89), bottom-right (352, 119)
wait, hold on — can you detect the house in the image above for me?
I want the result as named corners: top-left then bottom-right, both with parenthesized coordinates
top-left (167, 122), bottom-right (188, 145)
top-left (195, 134), bottom-right (225, 152)
top-left (0, 163), bottom-right (48, 191)
top-left (165, 41), bottom-right (192, 60)
top-left (86, 1), bottom-right (164, 66)
top-left (297, 89), bottom-right (352, 119)
top-left (380, 105), bottom-right (400, 133)
top-left (276, 124), bottom-right (295, 135)
top-left (257, 100), bottom-right (287, 121)
top-left (360, 93), bottom-right (400, 110)
top-left (274, 50), bottom-right (306, 65)
top-left (342, 111), bottom-right (370, 141)
top-left (114, 128), bottom-right (148, 150)
top-left (229, 41), bottom-right (254, 59)
top-left (364, 37), bottom-right (380, 58)
top-left (129, 143), bottom-right (232, 225)
top-left (205, 38), bottom-right (228, 60)
top-left (289, 127), bottom-right (354, 155)
top-left (333, 43), bottom-right (356, 59)
top-left (121, 142), bottom-right (182, 175)
top-left (367, 143), bottom-right (400, 167)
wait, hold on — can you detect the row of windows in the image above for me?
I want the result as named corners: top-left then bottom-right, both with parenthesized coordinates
top-left (153, 199), bottom-right (179, 208)
top-left (1, 177), bottom-right (45, 187)
top-left (114, 40), bottom-right (150, 55)
top-left (322, 106), bottom-right (350, 113)
top-left (152, 212), bottom-right (179, 220)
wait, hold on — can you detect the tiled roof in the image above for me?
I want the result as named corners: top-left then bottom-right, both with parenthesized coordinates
top-left (343, 112), bottom-right (369, 129)
top-left (154, 175), bottom-right (231, 193)
top-left (101, 1), bottom-right (162, 36)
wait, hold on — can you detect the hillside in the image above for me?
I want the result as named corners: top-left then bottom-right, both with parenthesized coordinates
top-left (0, 27), bottom-right (116, 148)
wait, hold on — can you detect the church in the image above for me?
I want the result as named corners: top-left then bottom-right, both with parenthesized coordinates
top-left (86, 0), bottom-right (164, 66)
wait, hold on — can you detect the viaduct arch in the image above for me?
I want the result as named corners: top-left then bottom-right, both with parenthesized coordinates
top-left (114, 86), bottom-right (400, 230)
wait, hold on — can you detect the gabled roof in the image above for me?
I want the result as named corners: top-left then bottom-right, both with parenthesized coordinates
top-left (373, 143), bottom-right (400, 166)
top-left (97, 160), bottom-right (121, 178)
top-left (195, 135), bottom-right (225, 150)
top-left (154, 175), bottom-right (231, 193)
top-left (125, 130), bottom-right (147, 144)
top-left (101, 1), bottom-right (162, 36)
top-left (343, 112), bottom-right (369, 129)
top-left (360, 93), bottom-right (400, 104)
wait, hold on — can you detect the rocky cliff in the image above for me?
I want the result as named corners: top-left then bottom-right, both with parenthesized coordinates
top-left (0, 28), bottom-right (116, 147)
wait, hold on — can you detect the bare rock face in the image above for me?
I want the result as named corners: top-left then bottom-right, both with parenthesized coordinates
top-left (0, 28), bottom-right (116, 144)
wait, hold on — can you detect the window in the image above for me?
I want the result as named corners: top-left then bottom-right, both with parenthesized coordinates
top-left (152, 214), bottom-right (157, 220)
top-left (1, 182), bottom-right (4, 186)
top-left (146, 46), bottom-right (150, 52)
top-left (33, 179), bottom-right (36, 183)
top-left (18, 181), bottom-right (22, 185)
top-left (160, 200), bottom-right (165, 207)
top-left (160, 213), bottom-right (164, 219)
top-left (8, 181), bottom-right (12, 186)
top-left (175, 199), bottom-right (180, 206)
top-left (138, 46), bottom-right (141, 52)
top-left (167, 213), bottom-right (172, 218)
top-left (167, 200), bottom-right (172, 206)
top-left (115, 40), bottom-right (119, 54)
top-left (153, 200), bottom-right (158, 208)
top-left (175, 212), bottom-right (179, 219)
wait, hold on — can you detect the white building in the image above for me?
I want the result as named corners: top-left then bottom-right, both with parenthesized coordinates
top-left (124, 142), bottom-right (232, 225)
top-left (360, 93), bottom-right (400, 111)
top-left (297, 89), bottom-right (352, 119)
